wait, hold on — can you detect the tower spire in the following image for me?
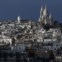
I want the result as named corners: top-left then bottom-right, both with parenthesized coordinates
top-left (49, 13), bottom-right (52, 25)
top-left (17, 16), bottom-right (21, 24)
top-left (40, 6), bottom-right (43, 11)
top-left (40, 6), bottom-right (43, 17)
top-left (49, 13), bottom-right (52, 19)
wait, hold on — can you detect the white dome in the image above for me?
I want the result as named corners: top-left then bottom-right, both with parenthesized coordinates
top-left (43, 6), bottom-right (48, 16)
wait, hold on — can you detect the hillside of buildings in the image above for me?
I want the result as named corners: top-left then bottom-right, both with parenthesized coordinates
top-left (0, 6), bottom-right (62, 62)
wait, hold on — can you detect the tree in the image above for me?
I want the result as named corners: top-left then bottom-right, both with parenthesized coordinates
top-left (12, 38), bottom-right (15, 45)
top-left (48, 50), bottom-right (55, 61)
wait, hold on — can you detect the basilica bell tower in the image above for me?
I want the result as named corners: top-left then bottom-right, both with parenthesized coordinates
top-left (38, 6), bottom-right (53, 25)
